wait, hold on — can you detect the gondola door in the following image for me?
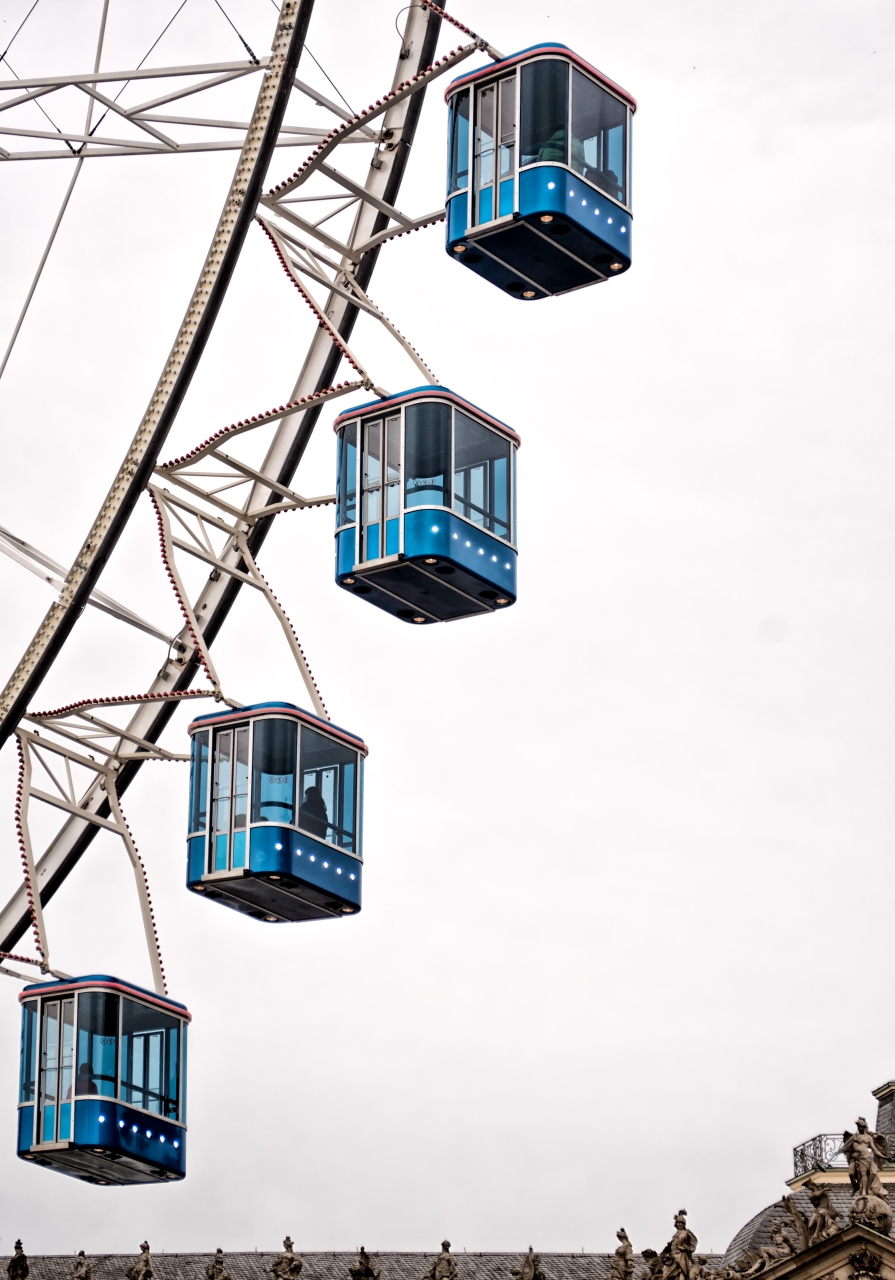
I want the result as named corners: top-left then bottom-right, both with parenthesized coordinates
top-left (38, 997), bottom-right (74, 1143)
top-left (211, 725), bottom-right (249, 872)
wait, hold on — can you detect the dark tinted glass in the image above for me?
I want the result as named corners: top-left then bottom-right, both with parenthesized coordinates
top-left (19, 1000), bottom-right (37, 1103)
top-left (121, 998), bottom-right (181, 1120)
top-left (571, 69), bottom-right (627, 203)
top-left (299, 725), bottom-right (358, 852)
top-left (337, 422), bottom-right (357, 526)
top-left (448, 89), bottom-right (470, 193)
top-left (453, 412), bottom-right (511, 540)
top-left (76, 991), bottom-right (118, 1098)
top-left (251, 718), bottom-right (297, 824)
top-left (520, 59), bottom-right (568, 167)
top-left (405, 402), bottom-right (451, 509)
top-left (189, 730), bottom-right (208, 834)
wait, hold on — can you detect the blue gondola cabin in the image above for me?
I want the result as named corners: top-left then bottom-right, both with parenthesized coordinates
top-left (444, 43), bottom-right (636, 298)
top-left (186, 702), bottom-right (366, 923)
top-left (334, 387), bottom-right (519, 622)
top-left (17, 975), bottom-right (189, 1185)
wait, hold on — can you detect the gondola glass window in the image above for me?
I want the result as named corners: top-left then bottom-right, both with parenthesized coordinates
top-left (445, 44), bottom-right (635, 299)
top-left (454, 411), bottom-right (511, 539)
top-left (569, 68), bottom-right (627, 204)
top-left (187, 703), bottom-right (367, 923)
top-left (252, 717), bottom-right (296, 826)
top-left (76, 991), bottom-right (118, 1098)
top-left (299, 724), bottom-right (357, 852)
top-left (334, 388), bottom-right (519, 624)
top-left (17, 976), bottom-right (190, 1185)
top-left (519, 58), bottom-right (567, 168)
top-left (120, 998), bottom-right (181, 1120)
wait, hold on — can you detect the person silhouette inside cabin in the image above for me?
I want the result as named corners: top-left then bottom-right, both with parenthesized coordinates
top-left (299, 784), bottom-right (329, 839)
top-left (72, 1063), bottom-right (98, 1097)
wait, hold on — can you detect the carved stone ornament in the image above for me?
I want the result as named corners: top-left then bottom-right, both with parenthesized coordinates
top-left (205, 1250), bottom-right (230, 1280)
top-left (270, 1239), bottom-right (303, 1280)
top-left (350, 1249), bottom-right (381, 1280)
top-left (511, 1248), bottom-right (547, 1280)
top-left (849, 1194), bottom-right (893, 1237)
top-left (848, 1251), bottom-right (883, 1280)
top-left (610, 1231), bottom-right (635, 1280)
top-left (423, 1243), bottom-right (457, 1280)
top-left (8, 1241), bottom-right (28, 1280)
top-left (125, 1243), bottom-right (153, 1280)
top-left (70, 1252), bottom-right (95, 1280)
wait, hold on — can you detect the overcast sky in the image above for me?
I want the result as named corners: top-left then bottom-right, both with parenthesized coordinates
top-left (0, 0), bottom-right (894, 1263)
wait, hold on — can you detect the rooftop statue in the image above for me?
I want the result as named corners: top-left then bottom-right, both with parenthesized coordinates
top-left (641, 1249), bottom-right (663, 1280)
top-left (125, 1243), bottom-right (153, 1280)
top-left (270, 1239), bottom-right (303, 1280)
top-left (662, 1211), bottom-right (698, 1280)
top-left (511, 1248), bottom-right (547, 1280)
top-left (738, 1222), bottom-right (799, 1277)
top-left (70, 1253), bottom-right (95, 1280)
top-left (843, 1119), bottom-right (893, 1235)
top-left (8, 1241), bottom-right (28, 1280)
top-left (844, 1120), bottom-right (889, 1200)
top-left (424, 1243), bottom-right (457, 1280)
top-left (206, 1250), bottom-right (230, 1280)
top-left (804, 1179), bottom-right (842, 1246)
top-left (610, 1231), bottom-right (634, 1280)
top-left (350, 1249), bottom-right (381, 1280)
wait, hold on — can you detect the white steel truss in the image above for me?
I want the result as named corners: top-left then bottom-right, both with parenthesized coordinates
top-left (0, 0), bottom-right (502, 981)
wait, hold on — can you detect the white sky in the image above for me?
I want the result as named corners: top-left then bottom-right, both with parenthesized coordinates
top-left (0, 0), bottom-right (894, 1261)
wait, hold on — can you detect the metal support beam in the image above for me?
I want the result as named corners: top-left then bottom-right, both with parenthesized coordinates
top-left (0, 0), bottom-right (315, 747)
top-left (0, 0), bottom-right (448, 956)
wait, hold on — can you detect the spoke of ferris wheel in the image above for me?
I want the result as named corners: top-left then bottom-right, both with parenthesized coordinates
top-left (0, 0), bottom-right (109, 382)
top-left (0, 60), bottom-right (384, 160)
top-left (0, 0), bottom-right (449, 956)
top-left (0, 0), bottom-right (313, 747)
top-left (0, 525), bottom-right (175, 645)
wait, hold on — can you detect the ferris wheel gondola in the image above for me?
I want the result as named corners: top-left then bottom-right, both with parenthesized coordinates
top-left (445, 43), bottom-right (636, 298)
top-left (334, 387), bottom-right (519, 623)
top-left (17, 975), bottom-right (189, 1186)
top-left (186, 702), bottom-right (367, 923)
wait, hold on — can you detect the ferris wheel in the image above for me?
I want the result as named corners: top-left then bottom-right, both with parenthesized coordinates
top-left (0, 0), bottom-right (635, 1187)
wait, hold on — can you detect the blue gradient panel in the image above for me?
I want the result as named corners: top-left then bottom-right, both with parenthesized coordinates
top-left (403, 510), bottom-right (517, 596)
top-left (518, 166), bottom-right (632, 259)
top-left (447, 193), bottom-right (468, 241)
top-left (249, 825), bottom-right (362, 908)
top-left (365, 522), bottom-right (380, 561)
top-left (16, 1105), bottom-right (34, 1153)
top-left (187, 835), bottom-right (205, 883)
top-left (445, 164), bottom-right (631, 297)
top-left (336, 527), bottom-right (356, 575)
top-left (17, 1098), bottom-right (186, 1182)
top-left (72, 1099), bottom-right (186, 1177)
